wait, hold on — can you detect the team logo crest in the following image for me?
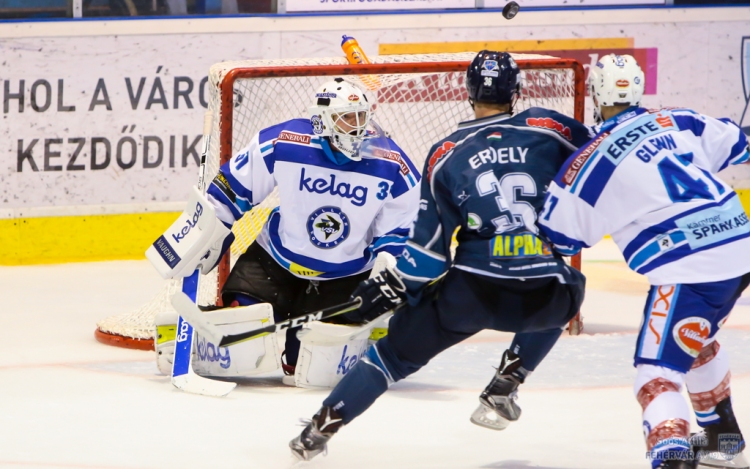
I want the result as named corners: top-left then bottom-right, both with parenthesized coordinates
top-left (672, 317), bottom-right (711, 357)
top-left (718, 433), bottom-right (743, 459)
top-left (307, 206), bottom-right (350, 249)
top-left (311, 115), bottom-right (324, 134)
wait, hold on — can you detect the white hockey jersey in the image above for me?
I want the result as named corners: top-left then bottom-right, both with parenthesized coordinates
top-left (539, 107), bottom-right (750, 285)
top-left (206, 118), bottom-right (421, 280)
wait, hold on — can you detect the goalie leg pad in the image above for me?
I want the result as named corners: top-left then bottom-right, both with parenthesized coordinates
top-left (154, 304), bottom-right (281, 378)
top-left (293, 313), bottom-right (390, 389)
top-left (155, 311), bottom-right (178, 376)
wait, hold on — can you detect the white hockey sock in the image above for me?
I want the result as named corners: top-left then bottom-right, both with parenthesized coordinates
top-left (685, 340), bottom-right (732, 427)
top-left (635, 364), bottom-right (692, 455)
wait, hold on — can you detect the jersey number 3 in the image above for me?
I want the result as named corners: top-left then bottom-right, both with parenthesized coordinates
top-left (476, 171), bottom-right (537, 234)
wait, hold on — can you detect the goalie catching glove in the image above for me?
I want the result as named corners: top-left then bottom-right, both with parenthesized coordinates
top-left (345, 266), bottom-right (406, 323)
top-left (146, 186), bottom-right (234, 279)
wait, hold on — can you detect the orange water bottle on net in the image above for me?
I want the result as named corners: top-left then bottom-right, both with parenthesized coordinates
top-left (341, 35), bottom-right (380, 89)
top-left (341, 35), bottom-right (370, 64)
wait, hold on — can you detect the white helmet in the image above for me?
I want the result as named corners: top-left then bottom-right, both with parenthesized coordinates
top-left (588, 54), bottom-right (645, 123)
top-left (308, 78), bottom-right (372, 161)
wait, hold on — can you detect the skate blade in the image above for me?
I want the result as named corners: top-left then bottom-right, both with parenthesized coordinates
top-left (698, 451), bottom-right (749, 469)
top-left (470, 402), bottom-right (511, 431)
top-left (289, 438), bottom-right (326, 462)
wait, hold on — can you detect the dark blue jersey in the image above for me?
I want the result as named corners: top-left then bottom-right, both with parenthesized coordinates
top-left (395, 107), bottom-right (594, 300)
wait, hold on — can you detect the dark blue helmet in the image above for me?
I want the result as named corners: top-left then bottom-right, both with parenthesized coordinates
top-left (466, 50), bottom-right (521, 109)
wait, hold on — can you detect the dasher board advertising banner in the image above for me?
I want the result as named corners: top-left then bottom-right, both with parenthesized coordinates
top-left (2, 7), bottom-right (749, 212)
top-left (0, 32), bottom-right (277, 210)
top-left (485, 0), bottom-right (666, 6)
top-left (286, 0), bottom-right (473, 12)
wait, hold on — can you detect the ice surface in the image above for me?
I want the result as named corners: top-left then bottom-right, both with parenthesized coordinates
top-left (0, 239), bottom-right (748, 469)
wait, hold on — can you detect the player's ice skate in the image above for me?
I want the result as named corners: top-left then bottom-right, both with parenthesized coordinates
top-left (697, 452), bottom-right (749, 469)
top-left (470, 382), bottom-right (521, 431)
top-left (289, 406), bottom-right (344, 461)
top-left (656, 461), bottom-right (698, 469)
top-left (470, 350), bottom-right (524, 431)
top-left (691, 398), bottom-right (749, 469)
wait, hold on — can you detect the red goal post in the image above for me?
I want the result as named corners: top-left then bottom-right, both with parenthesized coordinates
top-left (94, 52), bottom-right (586, 350)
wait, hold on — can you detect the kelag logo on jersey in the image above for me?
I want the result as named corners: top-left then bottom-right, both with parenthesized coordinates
top-left (307, 206), bottom-right (351, 249)
top-left (299, 167), bottom-right (368, 206)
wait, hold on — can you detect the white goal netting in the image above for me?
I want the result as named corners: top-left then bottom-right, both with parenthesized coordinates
top-left (95, 52), bottom-right (584, 348)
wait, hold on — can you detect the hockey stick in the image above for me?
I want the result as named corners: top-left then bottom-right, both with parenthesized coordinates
top-left (169, 111), bottom-right (236, 398)
top-left (171, 292), bottom-right (363, 348)
top-left (170, 272), bottom-right (236, 397)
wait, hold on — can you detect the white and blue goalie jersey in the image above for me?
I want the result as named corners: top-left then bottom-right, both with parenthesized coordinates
top-left (394, 108), bottom-right (594, 300)
top-left (207, 118), bottom-right (421, 280)
top-left (539, 107), bottom-right (750, 285)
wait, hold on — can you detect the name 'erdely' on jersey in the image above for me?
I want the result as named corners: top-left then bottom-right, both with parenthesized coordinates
top-left (206, 118), bottom-right (421, 280)
top-left (394, 107), bottom-right (594, 299)
top-left (539, 107), bottom-right (750, 285)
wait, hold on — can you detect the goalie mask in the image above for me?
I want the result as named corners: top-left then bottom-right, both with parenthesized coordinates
top-left (589, 54), bottom-right (645, 123)
top-left (309, 78), bottom-right (372, 161)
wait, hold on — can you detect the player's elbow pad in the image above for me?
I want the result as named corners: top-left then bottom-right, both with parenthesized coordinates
top-left (146, 185), bottom-right (234, 279)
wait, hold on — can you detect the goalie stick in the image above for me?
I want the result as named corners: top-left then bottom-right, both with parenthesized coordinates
top-left (171, 292), bottom-right (363, 348)
top-left (169, 111), bottom-right (236, 398)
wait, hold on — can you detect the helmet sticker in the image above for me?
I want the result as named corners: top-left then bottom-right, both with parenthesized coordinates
top-left (481, 59), bottom-right (500, 77)
top-left (616, 79), bottom-right (630, 87)
top-left (634, 76), bottom-right (642, 85)
top-left (316, 92), bottom-right (337, 99)
top-left (348, 94), bottom-right (360, 102)
top-left (614, 55), bottom-right (626, 67)
top-left (311, 115), bottom-right (324, 134)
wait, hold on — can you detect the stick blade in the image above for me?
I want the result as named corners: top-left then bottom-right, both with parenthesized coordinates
top-left (172, 373), bottom-right (236, 397)
top-left (170, 292), bottom-right (224, 343)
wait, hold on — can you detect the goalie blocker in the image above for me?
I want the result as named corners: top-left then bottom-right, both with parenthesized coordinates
top-left (146, 186), bottom-right (234, 280)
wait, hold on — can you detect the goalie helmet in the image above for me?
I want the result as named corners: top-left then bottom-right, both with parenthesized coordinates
top-left (589, 54), bottom-right (645, 123)
top-left (308, 78), bottom-right (371, 161)
top-left (466, 50), bottom-right (521, 112)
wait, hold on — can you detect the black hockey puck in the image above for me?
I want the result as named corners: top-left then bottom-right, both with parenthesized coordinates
top-left (502, 1), bottom-right (520, 20)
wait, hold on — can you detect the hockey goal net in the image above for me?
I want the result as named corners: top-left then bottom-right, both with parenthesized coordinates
top-left (94, 52), bottom-right (585, 350)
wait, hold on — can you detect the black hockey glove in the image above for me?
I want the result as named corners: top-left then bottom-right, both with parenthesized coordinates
top-left (346, 267), bottom-right (407, 323)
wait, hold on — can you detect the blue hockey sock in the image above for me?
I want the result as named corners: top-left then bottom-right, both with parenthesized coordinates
top-left (231, 293), bottom-right (261, 306)
top-left (510, 327), bottom-right (563, 371)
top-left (323, 344), bottom-right (395, 423)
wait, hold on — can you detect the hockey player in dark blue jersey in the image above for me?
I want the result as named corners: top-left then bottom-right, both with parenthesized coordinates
top-left (289, 51), bottom-right (595, 461)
